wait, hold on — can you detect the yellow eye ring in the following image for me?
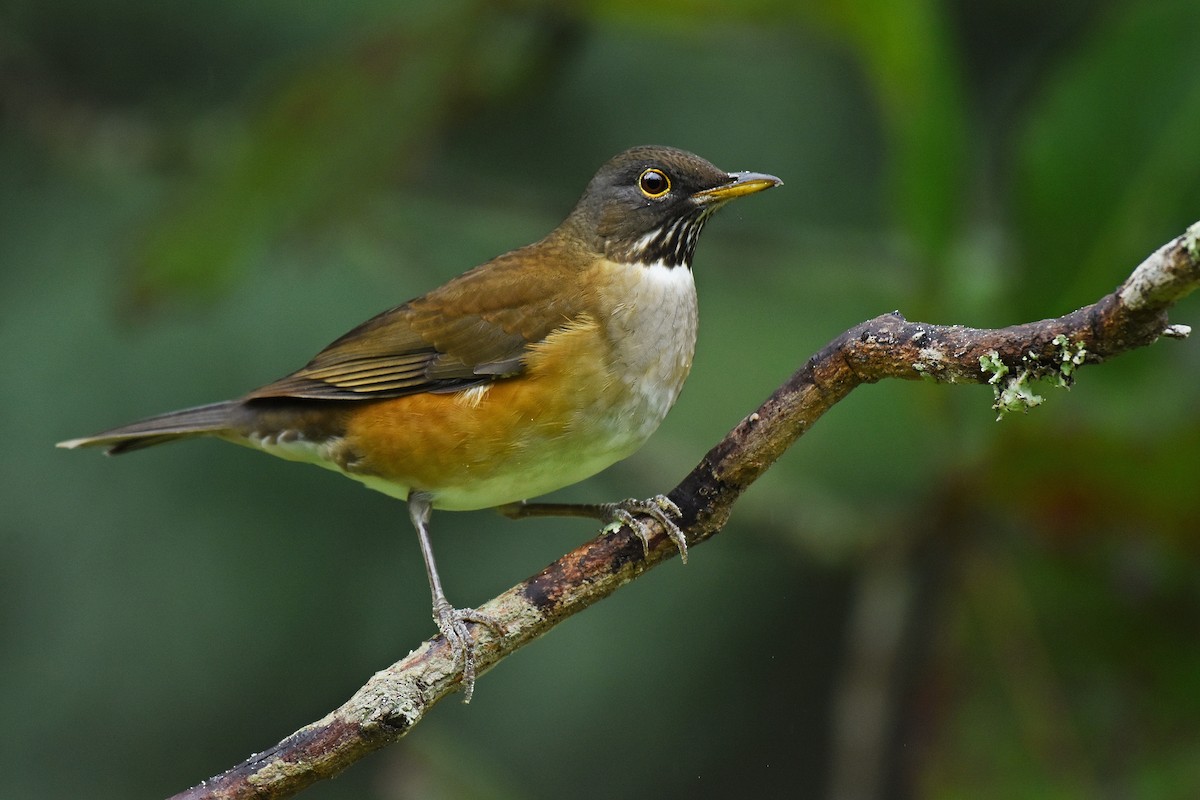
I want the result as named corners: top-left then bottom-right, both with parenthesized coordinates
top-left (638, 168), bottom-right (671, 198)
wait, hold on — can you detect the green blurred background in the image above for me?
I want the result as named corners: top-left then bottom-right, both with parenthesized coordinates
top-left (4, 1), bottom-right (1200, 797)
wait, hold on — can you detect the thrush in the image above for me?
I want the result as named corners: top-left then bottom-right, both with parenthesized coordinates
top-left (59, 145), bottom-right (782, 699)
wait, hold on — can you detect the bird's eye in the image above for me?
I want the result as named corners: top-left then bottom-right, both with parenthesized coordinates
top-left (638, 168), bottom-right (671, 199)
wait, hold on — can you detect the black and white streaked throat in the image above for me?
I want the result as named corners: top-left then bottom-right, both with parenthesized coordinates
top-left (613, 205), bottom-right (718, 269)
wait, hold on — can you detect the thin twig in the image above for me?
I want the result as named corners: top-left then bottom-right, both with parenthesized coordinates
top-left (169, 221), bottom-right (1200, 800)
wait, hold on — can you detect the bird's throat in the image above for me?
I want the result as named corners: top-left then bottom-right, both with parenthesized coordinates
top-left (607, 207), bottom-right (714, 269)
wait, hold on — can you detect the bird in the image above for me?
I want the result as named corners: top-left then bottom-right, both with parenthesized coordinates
top-left (58, 145), bottom-right (782, 700)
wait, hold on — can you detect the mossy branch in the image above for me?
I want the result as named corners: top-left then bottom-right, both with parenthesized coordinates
top-left (169, 220), bottom-right (1199, 800)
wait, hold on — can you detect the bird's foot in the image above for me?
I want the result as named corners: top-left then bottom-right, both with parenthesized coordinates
top-left (599, 494), bottom-right (688, 564)
top-left (432, 599), bottom-right (505, 704)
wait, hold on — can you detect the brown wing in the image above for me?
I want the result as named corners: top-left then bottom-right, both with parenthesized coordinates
top-left (245, 238), bottom-right (592, 401)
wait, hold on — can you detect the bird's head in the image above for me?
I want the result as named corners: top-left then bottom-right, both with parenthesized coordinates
top-left (563, 145), bottom-right (782, 268)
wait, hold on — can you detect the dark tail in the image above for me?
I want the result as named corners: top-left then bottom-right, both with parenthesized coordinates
top-left (57, 400), bottom-right (238, 455)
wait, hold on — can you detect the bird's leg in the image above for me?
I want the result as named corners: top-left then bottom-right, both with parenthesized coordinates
top-left (497, 495), bottom-right (688, 564)
top-left (408, 492), bottom-right (504, 703)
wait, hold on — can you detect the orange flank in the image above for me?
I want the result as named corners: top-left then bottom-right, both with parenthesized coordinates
top-left (341, 314), bottom-right (640, 510)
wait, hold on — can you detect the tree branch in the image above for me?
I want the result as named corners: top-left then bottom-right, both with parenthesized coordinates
top-left (169, 221), bottom-right (1200, 800)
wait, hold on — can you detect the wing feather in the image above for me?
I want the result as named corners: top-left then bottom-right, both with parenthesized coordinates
top-left (245, 238), bottom-right (596, 402)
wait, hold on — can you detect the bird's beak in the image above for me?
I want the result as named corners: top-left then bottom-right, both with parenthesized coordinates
top-left (692, 171), bottom-right (783, 203)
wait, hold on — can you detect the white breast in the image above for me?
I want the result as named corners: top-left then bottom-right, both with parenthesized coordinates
top-left (596, 259), bottom-right (699, 443)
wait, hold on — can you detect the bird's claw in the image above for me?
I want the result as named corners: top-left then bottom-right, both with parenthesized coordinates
top-left (432, 600), bottom-right (505, 703)
top-left (600, 494), bottom-right (688, 564)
